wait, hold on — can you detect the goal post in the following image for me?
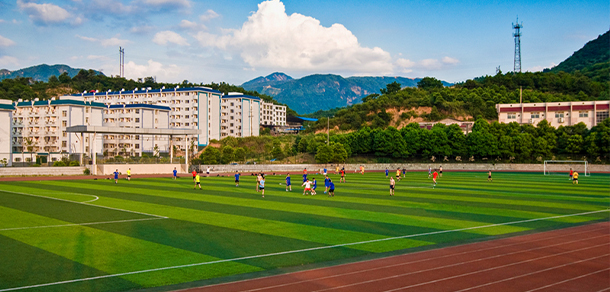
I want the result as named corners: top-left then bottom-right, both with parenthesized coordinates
top-left (543, 160), bottom-right (589, 176)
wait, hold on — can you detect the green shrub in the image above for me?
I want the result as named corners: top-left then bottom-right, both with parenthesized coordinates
top-left (53, 161), bottom-right (66, 167)
top-left (83, 168), bottom-right (90, 175)
top-left (69, 161), bottom-right (80, 166)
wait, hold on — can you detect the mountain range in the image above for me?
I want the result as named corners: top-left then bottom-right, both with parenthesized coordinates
top-left (242, 73), bottom-right (452, 114)
top-left (0, 64), bottom-right (104, 82)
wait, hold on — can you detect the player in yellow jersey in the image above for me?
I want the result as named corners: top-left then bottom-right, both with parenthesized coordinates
top-left (194, 173), bottom-right (201, 189)
top-left (572, 172), bottom-right (579, 184)
top-left (396, 168), bottom-right (401, 182)
top-left (127, 168), bottom-right (131, 181)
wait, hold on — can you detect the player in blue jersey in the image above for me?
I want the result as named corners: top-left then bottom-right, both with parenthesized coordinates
top-left (285, 173), bottom-right (292, 191)
top-left (259, 176), bottom-right (265, 197)
top-left (234, 171), bottom-right (240, 187)
top-left (328, 179), bottom-right (335, 197)
top-left (113, 169), bottom-right (119, 184)
top-left (324, 176), bottom-right (330, 194)
top-left (385, 168), bottom-right (389, 178)
top-left (172, 167), bottom-right (177, 180)
top-left (323, 168), bottom-right (327, 176)
top-left (312, 178), bottom-right (318, 195)
top-left (303, 173), bottom-right (307, 183)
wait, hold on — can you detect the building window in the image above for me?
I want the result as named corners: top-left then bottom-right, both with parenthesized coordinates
top-left (62, 121), bottom-right (67, 127)
top-left (62, 141), bottom-right (67, 147)
top-left (579, 111), bottom-right (589, 118)
top-left (530, 112), bottom-right (540, 119)
top-left (555, 112), bottom-right (565, 118)
top-left (136, 109), bottom-right (140, 114)
top-left (507, 113), bottom-right (516, 119)
top-left (135, 144), bottom-right (140, 149)
top-left (135, 118), bottom-right (140, 123)
top-left (62, 111), bottom-right (67, 117)
top-left (597, 111), bottom-right (609, 123)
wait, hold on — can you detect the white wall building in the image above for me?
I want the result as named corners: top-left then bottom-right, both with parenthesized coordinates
top-left (496, 100), bottom-right (610, 128)
top-left (102, 104), bottom-right (171, 156)
top-left (261, 101), bottom-right (287, 126)
top-left (221, 93), bottom-right (261, 138)
top-left (11, 97), bottom-right (105, 163)
top-left (0, 100), bottom-right (14, 166)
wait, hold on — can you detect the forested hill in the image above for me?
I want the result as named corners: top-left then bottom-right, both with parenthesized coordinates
top-left (547, 30), bottom-right (609, 82)
top-left (241, 73), bottom-right (452, 114)
top-left (0, 64), bottom-right (104, 82)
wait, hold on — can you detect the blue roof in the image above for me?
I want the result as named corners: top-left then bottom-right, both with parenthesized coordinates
top-left (16, 99), bottom-right (106, 108)
top-left (69, 87), bottom-right (222, 97)
top-left (221, 94), bottom-right (261, 101)
top-left (0, 104), bottom-right (15, 110)
top-left (108, 104), bottom-right (171, 111)
top-left (297, 116), bottom-right (318, 122)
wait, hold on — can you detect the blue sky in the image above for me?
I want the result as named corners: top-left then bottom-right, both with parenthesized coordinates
top-left (0, 0), bottom-right (607, 85)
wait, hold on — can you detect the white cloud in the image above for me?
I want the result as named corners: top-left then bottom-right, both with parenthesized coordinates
top-left (527, 62), bottom-right (556, 72)
top-left (76, 35), bottom-right (131, 47)
top-left (0, 35), bottom-right (16, 47)
top-left (152, 30), bottom-right (189, 46)
top-left (141, 0), bottom-right (190, 9)
top-left (199, 9), bottom-right (219, 22)
top-left (0, 19), bottom-right (5, 23)
top-left (130, 25), bottom-right (156, 34)
top-left (442, 56), bottom-right (459, 65)
top-left (395, 56), bottom-right (459, 72)
top-left (0, 56), bottom-right (19, 67)
top-left (194, 0), bottom-right (392, 75)
top-left (179, 20), bottom-right (207, 31)
top-left (124, 59), bottom-right (181, 80)
top-left (17, 0), bottom-right (75, 26)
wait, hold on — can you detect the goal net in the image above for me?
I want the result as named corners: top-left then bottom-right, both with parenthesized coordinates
top-left (543, 160), bottom-right (589, 176)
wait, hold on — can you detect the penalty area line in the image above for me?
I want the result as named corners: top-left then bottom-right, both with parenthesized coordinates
top-left (0, 189), bottom-right (168, 219)
top-left (0, 209), bottom-right (607, 292)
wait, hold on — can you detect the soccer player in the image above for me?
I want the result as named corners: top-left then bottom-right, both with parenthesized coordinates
top-left (396, 168), bottom-right (401, 182)
top-left (312, 178), bottom-right (318, 195)
top-left (569, 168), bottom-right (573, 180)
top-left (192, 169), bottom-right (197, 182)
top-left (335, 166), bottom-right (339, 174)
top-left (173, 167), bottom-right (177, 180)
top-left (572, 171), bottom-right (579, 184)
top-left (360, 165), bottom-right (365, 175)
top-left (428, 166), bottom-right (432, 178)
top-left (402, 167), bottom-right (406, 178)
top-left (302, 179), bottom-right (313, 195)
top-left (488, 170), bottom-right (492, 182)
top-left (194, 173), bottom-right (201, 190)
top-left (328, 179), bottom-right (335, 197)
top-left (302, 172), bottom-right (308, 183)
top-left (304, 168), bottom-right (307, 175)
top-left (206, 166), bottom-right (210, 177)
top-left (260, 176), bottom-right (265, 197)
top-left (340, 168), bottom-right (346, 183)
top-left (439, 166), bottom-right (443, 178)
top-left (324, 175), bottom-right (330, 194)
top-left (390, 176), bottom-right (395, 196)
top-left (256, 173), bottom-right (262, 192)
top-left (127, 168), bottom-right (131, 181)
top-left (114, 169), bottom-right (119, 184)
top-left (432, 170), bottom-right (438, 187)
top-left (285, 173), bottom-right (292, 191)
top-left (385, 168), bottom-right (389, 178)
top-left (323, 168), bottom-right (327, 176)
top-left (235, 171), bottom-right (240, 187)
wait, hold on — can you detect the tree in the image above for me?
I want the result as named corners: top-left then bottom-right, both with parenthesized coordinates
top-left (583, 132), bottom-right (599, 158)
top-left (417, 77), bottom-right (443, 90)
top-left (271, 146), bottom-right (284, 160)
top-left (566, 134), bottom-right (584, 155)
top-left (201, 147), bottom-right (221, 164)
top-left (315, 144), bottom-right (332, 164)
top-left (380, 82), bottom-right (401, 95)
top-left (374, 127), bottom-right (408, 158)
top-left (234, 147), bottom-right (246, 163)
top-left (221, 146), bottom-right (234, 164)
top-left (331, 142), bottom-right (348, 163)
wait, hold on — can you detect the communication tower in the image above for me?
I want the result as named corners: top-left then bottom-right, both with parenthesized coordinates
top-left (512, 17), bottom-right (523, 73)
top-left (119, 47), bottom-right (125, 78)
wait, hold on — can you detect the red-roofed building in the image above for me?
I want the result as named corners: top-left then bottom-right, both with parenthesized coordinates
top-left (496, 100), bottom-right (609, 128)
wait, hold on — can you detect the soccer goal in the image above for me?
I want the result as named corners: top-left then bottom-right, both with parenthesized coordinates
top-left (543, 160), bottom-right (590, 176)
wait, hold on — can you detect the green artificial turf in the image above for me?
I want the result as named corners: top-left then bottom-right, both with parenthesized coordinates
top-left (0, 171), bottom-right (608, 292)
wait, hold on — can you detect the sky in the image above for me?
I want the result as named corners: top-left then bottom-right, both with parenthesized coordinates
top-left (0, 0), bottom-right (607, 85)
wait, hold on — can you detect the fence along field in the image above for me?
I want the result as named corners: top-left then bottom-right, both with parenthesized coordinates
top-left (0, 171), bottom-right (608, 292)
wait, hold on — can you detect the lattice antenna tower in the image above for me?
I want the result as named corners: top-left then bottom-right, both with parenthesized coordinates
top-left (512, 17), bottom-right (523, 74)
top-left (119, 47), bottom-right (125, 78)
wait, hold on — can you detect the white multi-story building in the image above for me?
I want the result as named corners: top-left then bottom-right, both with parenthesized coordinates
top-left (496, 100), bottom-right (610, 128)
top-left (11, 96), bottom-right (105, 163)
top-left (102, 104), bottom-right (170, 156)
top-left (0, 100), bottom-right (14, 166)
top-left (70, 86), bottom-right (223, 148)
top-left (260, 101), bottom-right (287, 126)
top-left (220, 93), bottom-right (261, 138)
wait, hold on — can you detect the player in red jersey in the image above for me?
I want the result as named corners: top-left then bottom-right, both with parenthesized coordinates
top-left (432, 170), bottom-right (438, 187)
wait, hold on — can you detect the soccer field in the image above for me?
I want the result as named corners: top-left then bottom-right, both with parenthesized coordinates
top-left (0, 171), bottom-right (608, 292)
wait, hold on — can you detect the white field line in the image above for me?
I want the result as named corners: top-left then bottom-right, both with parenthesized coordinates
top-left (380, 246), bottom-right (609, 292)
top-left (0, 209), bottom-right (607, 292)
top-left (0, 217), bottom-right (165, 232)
top-left (236, 230), bottom-right (610, 292)
top-left (312, 236), bottom-right (609, 292)
top-left (0, 190), bottom-right (167, 219)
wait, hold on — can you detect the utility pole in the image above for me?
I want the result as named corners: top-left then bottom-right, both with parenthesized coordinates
top-left (119, 47), bottom-right (125, 78)
top-left (513, 17), bottom-right (523, 74)
top-left (327, 117), bottom-right (330, 145)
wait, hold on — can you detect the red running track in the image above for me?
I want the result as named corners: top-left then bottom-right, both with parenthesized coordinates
top-left (178, 222), bottom-right (610, 292)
